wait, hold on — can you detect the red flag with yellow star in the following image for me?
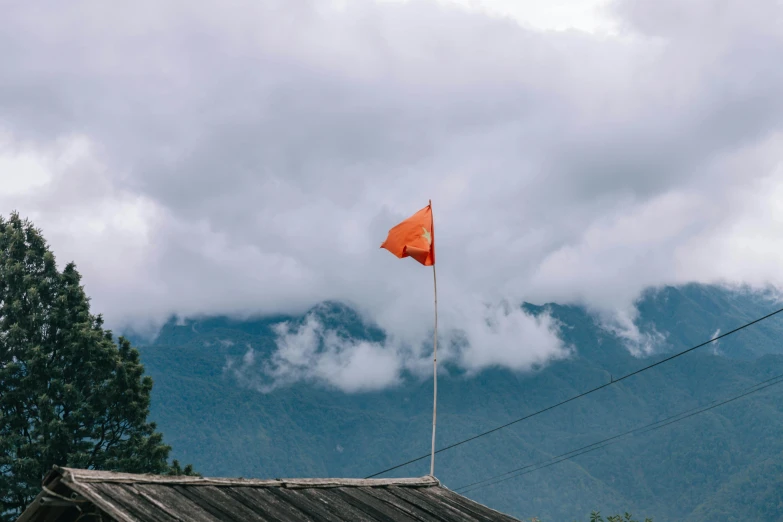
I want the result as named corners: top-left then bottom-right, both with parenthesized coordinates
top-left (380, 202), bottom-right (435, 266)
top-left (380, 200), bottom-right (439, 476)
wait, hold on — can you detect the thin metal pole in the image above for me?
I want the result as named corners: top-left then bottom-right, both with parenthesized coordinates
top-left (430, 263), bottom-right (438, 477)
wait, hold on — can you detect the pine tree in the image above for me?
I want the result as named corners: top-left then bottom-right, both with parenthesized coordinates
top-left (0, 212), bottom-right (194, 520)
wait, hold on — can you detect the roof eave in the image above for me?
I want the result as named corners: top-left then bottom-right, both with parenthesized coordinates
top-left (55, 466), bottom-right (440, 489)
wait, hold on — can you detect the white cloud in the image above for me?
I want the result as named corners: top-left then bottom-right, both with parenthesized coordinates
top-left (710, 328), bottom-right (722, 355)
top-left (375, 0), bottom-right (619, 34)
top-left (0, 135), bottom-right (52, 196)
top-left (595, 307), bottom-right (667, 357)
top-left (227, 305), bottom-right (568, 392)
top-left (2, 0), bottom-right (783, 387)
top-left (0, 133), bottom-right (164, 323)
top-left (228, 315), bottom-right (403, 393)
top-left (455, 302), bottom-right (571, 373)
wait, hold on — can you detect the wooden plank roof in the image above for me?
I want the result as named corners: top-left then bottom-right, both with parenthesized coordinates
top-left (16, 466), bottom-right (522, 522)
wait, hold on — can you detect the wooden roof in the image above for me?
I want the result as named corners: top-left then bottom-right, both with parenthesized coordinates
top-left (16, 466), bottom-right (522, 522)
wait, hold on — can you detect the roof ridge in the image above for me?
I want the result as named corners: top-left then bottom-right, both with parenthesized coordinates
top-left (55, 467), bottom-right (440, 488)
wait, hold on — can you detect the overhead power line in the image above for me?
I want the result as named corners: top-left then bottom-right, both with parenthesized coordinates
top-left (456, 371), bottom-right (783, 494)
top-left (365, 305), bottom-right (783, 478)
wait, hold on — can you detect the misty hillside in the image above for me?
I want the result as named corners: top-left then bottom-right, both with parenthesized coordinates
top-left (131, 284), bottom-right (783, 521)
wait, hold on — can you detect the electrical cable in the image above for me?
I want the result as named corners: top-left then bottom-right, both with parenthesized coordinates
top-left (456, 372), bottom-right (783, 494)
top-left (365, 305), bottom-right (783, 478)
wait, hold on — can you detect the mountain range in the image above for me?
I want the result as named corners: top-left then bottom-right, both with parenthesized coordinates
top-left (128, 284), bottom-right (783, 521)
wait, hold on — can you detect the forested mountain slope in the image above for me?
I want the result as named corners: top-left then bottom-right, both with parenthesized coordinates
top-left (131, 284), bottom-right (783, 521)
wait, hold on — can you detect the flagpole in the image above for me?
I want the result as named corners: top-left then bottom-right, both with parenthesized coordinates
top-left (430, 264), bottom-right (439, 476)
top-left (430, 201), bottom-right (439, 477)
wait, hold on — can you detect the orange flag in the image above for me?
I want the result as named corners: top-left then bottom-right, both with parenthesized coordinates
top-left (380, 202), bottom-right (435, 266)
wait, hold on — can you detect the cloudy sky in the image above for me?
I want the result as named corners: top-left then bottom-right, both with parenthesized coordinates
top-left (2, 0), bottom-right (783, 391)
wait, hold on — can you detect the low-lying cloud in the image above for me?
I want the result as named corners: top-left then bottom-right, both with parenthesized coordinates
top-left (243, 315), bottom-right (403, 393)
top-left (227, 303), bottom-right (567, 393)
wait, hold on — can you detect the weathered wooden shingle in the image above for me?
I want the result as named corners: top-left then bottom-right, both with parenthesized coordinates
top-left (16, 466), bottom-right (521, 522)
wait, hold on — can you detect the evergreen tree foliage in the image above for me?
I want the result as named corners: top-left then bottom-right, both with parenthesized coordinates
top-left (0, 212), bottom-right (194, 521)
top-left (167, 459), bottom-right (199, 477)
